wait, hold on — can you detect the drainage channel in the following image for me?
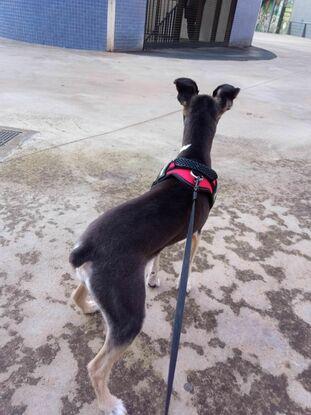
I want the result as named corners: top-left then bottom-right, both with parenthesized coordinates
top-left (0, 127), bottom-right (37, 160)
top-left (0, 129), bottom-right (23, 146)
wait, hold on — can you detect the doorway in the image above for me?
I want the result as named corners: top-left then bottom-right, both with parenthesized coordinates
top-left (144, 0), bottom-right (238, 48)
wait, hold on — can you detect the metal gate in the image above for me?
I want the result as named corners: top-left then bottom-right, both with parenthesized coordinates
top-left (144, 0), bottom-right (237, 48)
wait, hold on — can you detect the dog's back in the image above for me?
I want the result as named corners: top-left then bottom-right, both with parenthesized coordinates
top-left (69, 178), bottom-right (204, 270)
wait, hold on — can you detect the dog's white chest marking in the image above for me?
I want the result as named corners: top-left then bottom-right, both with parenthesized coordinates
top-left (179, 144), bottom-right (191, 154)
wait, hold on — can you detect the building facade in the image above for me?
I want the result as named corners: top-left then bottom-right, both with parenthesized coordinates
top-left (256, 0), bottom-right (311, 38)
top-left (0, 0), bottom-right (261, 51)
top-left (256, 0), bottom-right (294, 34)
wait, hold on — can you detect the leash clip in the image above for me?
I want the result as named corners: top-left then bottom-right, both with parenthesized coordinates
top-left (192, 173), bottom-right (203, 200)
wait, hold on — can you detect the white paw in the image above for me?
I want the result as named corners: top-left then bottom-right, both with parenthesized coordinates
top-left (175, 278), bottom-right (191, 294)
top-left (83, 300), bottom-right (99, 314)
top-left (147, 273), bottom-right (160, 288)
top-left (100, 398), bottom-right (127, 415)
top-left (111, 399), bottom-right (127, 415)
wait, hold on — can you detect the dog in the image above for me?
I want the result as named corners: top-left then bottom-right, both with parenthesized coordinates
top-left (69, 78), bottom-right (240, 414)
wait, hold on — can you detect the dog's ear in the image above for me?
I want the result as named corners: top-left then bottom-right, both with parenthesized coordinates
top-left (213, 84), bottom-right (240, 112)
top-left (174, 78), bottom-right (199, 107)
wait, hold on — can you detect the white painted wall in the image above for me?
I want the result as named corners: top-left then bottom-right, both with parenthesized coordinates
top-left (292, 0), bottom-right (311, 22)
top-left (199, 1), bottom-right (217, 41)
top-left (216, 0), bottom-right (232, 42)
top-left (229, 0), bottom-right (262, 47)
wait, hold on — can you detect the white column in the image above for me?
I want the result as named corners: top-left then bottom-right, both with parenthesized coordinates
top-left (107, 0), bottom-right (116, 51)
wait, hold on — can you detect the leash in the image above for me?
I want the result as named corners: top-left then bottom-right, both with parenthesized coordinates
top-left (164, 175), bottom-right (202, 415)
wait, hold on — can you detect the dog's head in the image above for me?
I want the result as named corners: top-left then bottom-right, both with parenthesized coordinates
top-left (174, 78), bottom-right (240, 119)
top-left (212, 84), bottom-right (240, 115)
top-left (174, 78), bottom-right (199, 118)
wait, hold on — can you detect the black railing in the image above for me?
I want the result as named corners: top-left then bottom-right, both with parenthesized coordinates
top-left (145, 0), bottom-right (182, 45)
top-left (288, 21), bottom-right (311, 38)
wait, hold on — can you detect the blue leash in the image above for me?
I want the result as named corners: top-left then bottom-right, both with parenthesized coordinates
top-left (164, 176), bottom-right (202, 415)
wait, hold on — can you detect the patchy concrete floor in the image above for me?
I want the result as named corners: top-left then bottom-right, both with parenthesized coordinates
top-left (0, 32), bottom-right (311, 415)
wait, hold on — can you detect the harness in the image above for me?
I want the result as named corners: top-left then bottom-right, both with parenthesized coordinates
top-left (152, 157), bottom-right (218, 208)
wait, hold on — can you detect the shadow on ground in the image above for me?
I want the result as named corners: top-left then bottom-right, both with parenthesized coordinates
top-left (130, 46), bottom-right (277, 62)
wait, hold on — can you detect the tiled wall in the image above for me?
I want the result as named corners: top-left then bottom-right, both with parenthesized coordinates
top-left (0, 0), bottom-right (108, 50)
top-left (114, 0), bottom-right (147, 51)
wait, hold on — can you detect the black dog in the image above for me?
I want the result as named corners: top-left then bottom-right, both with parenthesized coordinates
top-left (69, 78), bottom-right (240, 414)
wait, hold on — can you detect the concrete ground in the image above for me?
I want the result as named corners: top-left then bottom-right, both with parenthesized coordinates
top-left (0, 32), bottom-right (310, 415)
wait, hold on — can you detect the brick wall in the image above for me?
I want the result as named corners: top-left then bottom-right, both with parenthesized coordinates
top-left (114, 0), bottom-right (147, 51)
top-left (0, 0), bottom-right (108, 50)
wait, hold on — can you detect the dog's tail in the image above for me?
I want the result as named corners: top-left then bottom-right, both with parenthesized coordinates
top-left (69, 242), bottom-right (93, 268)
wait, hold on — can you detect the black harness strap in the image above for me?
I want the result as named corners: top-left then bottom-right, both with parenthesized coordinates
top-left (164, 176), bottom-right (202, 415)
top-left (174, 157), bottom-right (218, 181)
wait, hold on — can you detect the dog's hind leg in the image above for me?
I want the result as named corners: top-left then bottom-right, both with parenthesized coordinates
top-left (176, 231), bottom-right (201, 292)
top-left (71, 283), bottom-right (99, 314)
top-left (88, 266), bottom-right (145, 414)
top-left (147, 254), bottom-right (160, 288)
top-left (87, 332), bottom-right (128, 414)
top-left (88, 317), bottom-right (144, 414)
top-left (71, 263), bottom-right (99, 314)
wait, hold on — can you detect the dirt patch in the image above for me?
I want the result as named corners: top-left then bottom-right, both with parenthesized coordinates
top-left (187, 349), bottom-right (306, 415)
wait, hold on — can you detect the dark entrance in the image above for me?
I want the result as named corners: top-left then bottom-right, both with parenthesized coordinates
top-left (144, 0), bottom-right (237, 48)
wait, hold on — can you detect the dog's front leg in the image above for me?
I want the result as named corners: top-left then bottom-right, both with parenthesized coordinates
top-left (176, 231), bottom-right (201, 293)
top-left (147, 254), bottom-right (161, 288)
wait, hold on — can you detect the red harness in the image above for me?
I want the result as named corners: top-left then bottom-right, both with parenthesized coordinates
top-left (153, 158), bottom-right (218, 208)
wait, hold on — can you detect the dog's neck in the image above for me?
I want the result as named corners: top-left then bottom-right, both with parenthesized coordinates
top-left (178, 97), bottom-right (218, 168)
